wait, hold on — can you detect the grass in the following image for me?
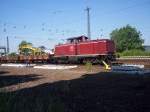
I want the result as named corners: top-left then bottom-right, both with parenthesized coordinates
top-left (117, 49), bottom-right (150, 57)
top-left (0, 92), bottom-right (65, 112)
top-left (0, 93), bottom-right (13, 112)
top-left (85, 61), bottom-right (92, 72)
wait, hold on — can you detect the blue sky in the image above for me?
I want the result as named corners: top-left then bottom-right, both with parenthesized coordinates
top-left (0, 0), bottom-right (150, 52)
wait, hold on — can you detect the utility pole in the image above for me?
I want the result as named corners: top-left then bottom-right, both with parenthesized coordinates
top-left (7, 36), bottom-right (9, 54)
top-left (85, 7), bottom-right (91, 40)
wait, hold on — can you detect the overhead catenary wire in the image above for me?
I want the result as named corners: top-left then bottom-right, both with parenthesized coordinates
top-left (0, 1), bottom-right (149, 39)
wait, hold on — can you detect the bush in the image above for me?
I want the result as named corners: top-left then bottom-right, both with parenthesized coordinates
top-left (85, 61), bottom-right (92, 72)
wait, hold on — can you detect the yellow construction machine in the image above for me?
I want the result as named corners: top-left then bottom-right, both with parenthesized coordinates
top-left (19, 44), bottom-right (42, 55)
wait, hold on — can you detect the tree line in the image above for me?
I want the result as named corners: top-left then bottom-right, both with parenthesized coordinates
top-left (110, 24), bottom-right (144, 52)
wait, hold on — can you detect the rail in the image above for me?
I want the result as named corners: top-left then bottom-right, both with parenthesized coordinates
top-left (116, 57), bottom-right (150, 66)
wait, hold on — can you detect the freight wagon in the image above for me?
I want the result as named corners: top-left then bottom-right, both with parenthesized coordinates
top-left (0, 54), bottom-right (50, 63)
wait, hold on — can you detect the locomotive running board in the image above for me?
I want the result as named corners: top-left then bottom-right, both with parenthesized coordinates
top-left (54, 54), bottom-right (108, 58)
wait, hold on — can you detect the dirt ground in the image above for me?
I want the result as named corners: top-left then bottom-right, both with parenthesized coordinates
top-left (0, 65), bottom-right (150, 112)
top-left (0, 65), bottom-right (102, 92)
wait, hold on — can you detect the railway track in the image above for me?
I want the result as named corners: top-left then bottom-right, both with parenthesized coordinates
top-left (115, 58), bottom-right (150, 68)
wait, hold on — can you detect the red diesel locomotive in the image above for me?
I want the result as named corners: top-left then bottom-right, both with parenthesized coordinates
top-left (53, 35), bottom-right (116, 63)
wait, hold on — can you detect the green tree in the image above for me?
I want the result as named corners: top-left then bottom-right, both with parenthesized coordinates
top-left (110, 25), bottom-right (144, 52)
top-left (19, 40), bottom-right (32, 47)
top-left (9, 52), bottom-right (17, 56)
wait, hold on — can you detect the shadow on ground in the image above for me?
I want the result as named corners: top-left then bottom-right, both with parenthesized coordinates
top-left (0, 72), bottom-right (150, 112)
top-left (0, 71), bottom-right (9, 75)
top-left (0, 73), bottom-right (41, 88)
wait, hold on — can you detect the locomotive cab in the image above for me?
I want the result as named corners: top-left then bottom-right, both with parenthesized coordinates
top-left (67, 35), bottom-right (89, 44)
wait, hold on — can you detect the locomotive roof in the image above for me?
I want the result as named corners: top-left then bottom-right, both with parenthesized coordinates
top-left (67, 35), bottom-right (89, 40)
